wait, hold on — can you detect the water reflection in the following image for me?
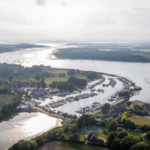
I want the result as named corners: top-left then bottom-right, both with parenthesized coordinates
top-left (0, 112), bottom-right (62, 150)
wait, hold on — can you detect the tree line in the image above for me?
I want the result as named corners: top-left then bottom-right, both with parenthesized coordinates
top-left (0, 95), bottom-right (21, 121)
top-left (54, 48), bottom-right (149, 62)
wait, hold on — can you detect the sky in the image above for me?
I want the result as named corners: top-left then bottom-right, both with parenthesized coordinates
top-left (0, 0), bottom-right (150, 42)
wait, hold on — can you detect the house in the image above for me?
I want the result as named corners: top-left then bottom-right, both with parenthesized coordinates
top-left (143, 103), bottom-right (150, 111)
top-left (86, 130), bottom-right (104, 144)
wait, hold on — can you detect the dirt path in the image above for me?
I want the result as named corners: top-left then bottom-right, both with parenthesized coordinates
top-left (5, 95), bottom-right (11, 103)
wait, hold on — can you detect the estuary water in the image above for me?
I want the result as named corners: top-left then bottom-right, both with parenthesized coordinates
top-left (0, 112), bottom-right (62, 150)
top-left (0, 42), bottom-right (149, 102)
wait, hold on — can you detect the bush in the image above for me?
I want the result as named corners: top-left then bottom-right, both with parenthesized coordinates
top-left (117, 131), bottom-right (128, 139)
top-left (130, 142), bottom-right (150, 150)
top-left (47, 131), bottom-right (53, 141)
top-left (103, 130), bottom-right (109, 135)
top-left (64, 124), bottom-right (70, 132)
top-left (69, 133), bottom-right (80, 142)
top-left (98, 120), bottom-right (106, 127)
top-left (125, 120), bottom-right (136, 129)
top-left (107, 131), bottom-right (118, 145)
top-left (70, 124), bottom-right (79, 133)
top-left (121, 136), bottom-right (141, 150)
top-left (111, 137), bottom-right (122, 150)
top-left (101, 103), bottom-right (110, 114)
top-left (145, 130), bottom-right (150, 141)
top-left (59, 133), bottom-right (67, 140)
top-left (108, 120), bottom-right (118, 132)
top-left (126, 101), bottom-right (132, 107)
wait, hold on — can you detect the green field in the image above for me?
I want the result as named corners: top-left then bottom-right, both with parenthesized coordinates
top-left (127, 130), bottom-right (144, 137)
top-left (47, 70), bottom-right (68, 74)
top-left (44, 70), bottom-right (98, 87)
top-left (59, 142), bottom-right (103, 150)
top-left (128, 116), bottom-right (150, 125)
top-left (0, 94), bottom-right (15, 108)
top-left (95, 132), bottom-right (108, 139)
top-left (45, 77), bottom-right (69, 86)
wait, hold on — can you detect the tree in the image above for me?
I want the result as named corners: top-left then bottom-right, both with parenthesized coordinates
top-left (40, 76), bottom-right (46, 88)
top-left (29, 140), bottom-right (37, 150)
top-left (101, 103), bottom-right (110, 114)
top-left (64, 124), bottom-right (70, 132)
top-left (37, 82), bottom-right (40, 89)
top-left (35, 72), bottom-right (41, 81)
top-left (67, 69), bottom-right (75, 75)
top-left (126, 101), bottom-right (132, 107)
top-left (145, 130), bottom-right (150, 141)
top-left (111, 137), bottom-right (122, 150)
top-left (121, 136), bottom-right (141, 150)
top-left (87, 72), bottom-right (97, 79)
top-left (117, 131), bottom-right (128, 139)
top-left (69, 133), bottom-right (80, 142)
top-left (73, 133), bottom-right (80, 141)
top-left (107, 117), bottom-right (115, 127)
top-left (59, 133), bottom-right (67, 140)
top-left (121, 112), bottom-right (127, 123)
top-left (133, 104), bottom-right (142, 110)
top-left (126, 120), bottom-right (136, 129)
top-left (18, 140), bottom-right (30, 150)
top-left (47, 131), bottom-right (53, 141)
top-left (108, 120), bottom-right (118, 132)
top-left (9, 74), bottom-right (13, 82)
top-left (98, 120), bottom-right (106, 127)
top-left (35, 136), bottom-right (44, 147)
top-left (70, 124), bottom-right (79, 133)
top-left (130, 142), bottom-right (150, 150)
top-left (57, 128), bottom-right (63, 134)
top-left (107, 131), bottom-right (118, 145)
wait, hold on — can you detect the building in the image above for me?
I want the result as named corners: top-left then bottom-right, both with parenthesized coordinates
top-left (86, 130), bottom-right (104, 144)
top-left (31, 89), bottom-right (47, 97)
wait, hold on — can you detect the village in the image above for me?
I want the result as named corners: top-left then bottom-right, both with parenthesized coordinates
top-left (14, 76), bottom-right (142, 121)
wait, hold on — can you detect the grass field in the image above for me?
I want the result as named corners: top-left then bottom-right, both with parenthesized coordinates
top-left (45, 77), bottom-right (69, 86)
top-left (0, 93), bottom-right (15, 108)
top-left (128, 116), bottom-right (150, 125)
top-left (127, 130), bottom-right (144, 137)
top-left (95, 132), bottom-right (108, 139)
top-left (44, 70), bottom-right (100, 87)
top-left (47, 70), bottom-right (68, 75)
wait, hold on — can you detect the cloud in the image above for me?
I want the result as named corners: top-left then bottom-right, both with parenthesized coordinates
top-left (61, 1), bottom-right (66, 7)
top-left (36, 0), bottom-right (45, 6)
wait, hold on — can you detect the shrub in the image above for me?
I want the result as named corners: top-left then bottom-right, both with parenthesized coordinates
top-left (70, 124), bottom-right (79, 133)
top-left (59, 133), bottom-right (67, 140)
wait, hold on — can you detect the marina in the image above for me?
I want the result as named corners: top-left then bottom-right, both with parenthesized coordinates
top-left (15, 75), bottom-right (138, 116)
